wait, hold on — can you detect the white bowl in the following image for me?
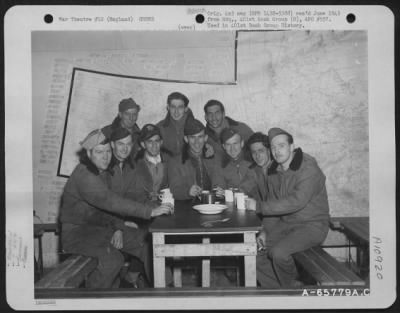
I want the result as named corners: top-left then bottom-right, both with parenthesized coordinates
top-left (192, 204), bottom-right (228, 215)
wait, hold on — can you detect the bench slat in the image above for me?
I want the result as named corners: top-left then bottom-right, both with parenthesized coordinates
top-left (36, 255), bottom-right (97, 289)
top-left (294, 247), bottom-right (365, 286)
top-left (294, 249), bottom-right (338, 286)
top-left (311, 248), bottom-right (365, 285)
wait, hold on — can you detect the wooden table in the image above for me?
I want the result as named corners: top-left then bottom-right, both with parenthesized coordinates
top-left (149, 200), bottom-right (261, 288)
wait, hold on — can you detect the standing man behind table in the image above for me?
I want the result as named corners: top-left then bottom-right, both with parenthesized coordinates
top-left (156, 92), bottom-right (195, 157)
top-left (130, 124), bottom-right (171, 204)
top-left (247, 127), bottom-right (330, 288)
top-left (204, 99), bottom-right (253, 161)
top-left (168, 118), bottom-right (219, 200)
top-left (60, 129), bottom-right (173, 288)
top-left (213, 128), bottom-right (259, 200)
top-left (102, 97), bottom-right (141, 164)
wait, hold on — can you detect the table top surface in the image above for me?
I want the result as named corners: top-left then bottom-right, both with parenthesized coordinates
top-left (149, 200), bottom-right (262, 233)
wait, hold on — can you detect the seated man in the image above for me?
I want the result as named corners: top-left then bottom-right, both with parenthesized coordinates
top-left (102, 97), bottom-right (141, 163)
top-left (130, 124), bottom-right (170, 204)
top-left (168, 118), bottom-right (219, 200)
top-left (247, 132), bottom-right (272, 201)
top-left (108, 127), bottom-right (136, 197)
top-left (247, 128), bottom-right (330, 288)
top-left (60, 129), bottom-right (173, 288)
top-left (247, 132), bottom-right (280, 236)
top-left (204, 99), bottom-right (253, 161)
top-left (214, 128), bottom-right (258, 199)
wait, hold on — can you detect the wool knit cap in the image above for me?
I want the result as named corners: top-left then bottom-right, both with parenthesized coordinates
top-left (139, 124), bottom-right (162, 142)
top-left (119, 98), bottom-right (140, 112)
top-left (80, 129), bottom-right (107, 150)
top-left (268, 127), bottom-right (292, 142)
top-left (184, 118), bottom-right (205, 136)
top-left (220, 127), bottom-right (239, 144)
top-left (110, 127), bottom-right (131, 142)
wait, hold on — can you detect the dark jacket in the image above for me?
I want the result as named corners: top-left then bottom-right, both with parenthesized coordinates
top-left (128, 153), bottom-right (169, 204)
top-left (108, 155), bottom-right (136, 198)
top-left (168, 147), bottom-right (221, 200)
top-left (205, 116), bottom-right (253, 160)
top-left (156, 109), bottom-right (195, 157)
top-left (251, 163), bottom-right (270, 201)
top-left (257, 148), bottom-right (330, 224)
top-left (60, 163), bottom-right (153, 230)
top-left (213, 152), bottom-right (259, 199)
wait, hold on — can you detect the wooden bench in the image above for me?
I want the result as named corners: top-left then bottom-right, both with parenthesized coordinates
top-left (35, 255), bottom-right (97, 288)
top-left (330, 216), bottom-right (369, 278)
top-left (294, 246), bottom-right (365, 286)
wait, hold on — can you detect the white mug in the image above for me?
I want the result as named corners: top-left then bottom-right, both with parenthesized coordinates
top-left (161, 196), bottom-right (174, 207)
top-left (235, 192), bottom-right (246, 210)
top-left (225, 189), bottom-right (234, 202)
top-left (158, 188), bottom-right (172, 200)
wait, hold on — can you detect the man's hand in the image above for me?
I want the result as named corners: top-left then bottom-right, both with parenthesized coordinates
top-left (110, 230), bottom-right (123, 250)
top-left (256, 230), bottom-right (267, 251)
top-left (189, 184), bottom-right (202, 197)
top-left (151, 203), bottom-right (174, 217)
top-left (213, 186), bottom-right (225, 198)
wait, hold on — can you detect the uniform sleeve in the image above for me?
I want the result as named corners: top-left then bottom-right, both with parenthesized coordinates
top-left (168, 160), bottom-right (192, 200)
top-left (257, 167), bottom-right (325, 216)
top-left (77, 172), bottom-right (152, 220)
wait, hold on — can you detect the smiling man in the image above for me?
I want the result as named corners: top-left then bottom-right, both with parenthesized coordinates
top-left (213, 127), bottom-right (258, 199)
top-left (109, 128), bottom-right (136, 196)
top-left (247, 127), bottom-right (330, 289)
top-left (60, 129), bottom-right (173, 288)
top-left (129, 124), bottom-right (170, 204)
top-left (102, 98), bottom-right (141, 163)
top-left (168, 118), bottom-right (219, 200)
top-left (247, 132), bottom-right (272, 201)
top-left (156, 92), bottom-right (195, 157)
top-left (204, 99), bottom-right (253, 161)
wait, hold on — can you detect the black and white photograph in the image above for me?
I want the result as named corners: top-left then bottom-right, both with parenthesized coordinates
top-left (4, 5), bottom-right (396, 310)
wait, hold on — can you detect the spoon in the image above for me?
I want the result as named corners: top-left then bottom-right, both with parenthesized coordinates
top-left (201, 218), bottom-right (231, 227)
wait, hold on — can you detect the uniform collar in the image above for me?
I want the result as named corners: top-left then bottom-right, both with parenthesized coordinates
top-left (268, 148), bottom-right (303, 175)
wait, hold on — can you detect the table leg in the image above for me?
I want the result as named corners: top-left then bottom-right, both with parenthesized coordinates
top-left (153, 233), bottom-right (165, 288)
top-left (202, 237), bottom-right (210, 287)
top-left (173, 258), bottom-right (182, 287)
top-left (244, 232), bottom-right (257, 287)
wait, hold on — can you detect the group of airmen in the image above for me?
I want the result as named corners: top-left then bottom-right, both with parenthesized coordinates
top-left (60, 91), bottom-right (330, 289)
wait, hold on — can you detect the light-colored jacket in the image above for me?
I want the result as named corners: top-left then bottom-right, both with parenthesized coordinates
top-left (257, 148), bottom-right (330, 224)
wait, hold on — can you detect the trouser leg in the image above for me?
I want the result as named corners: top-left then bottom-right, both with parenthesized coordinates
top-left (62, 225), bottom-right (124, 288)
top-left (86, 247), bottom-right (124, 288)
top-left (268, 222), bottom-right (329, 288)
top-left (121, 226), bottom-right (152, 283)
top-left (256, 250), bottom-right (281, 288)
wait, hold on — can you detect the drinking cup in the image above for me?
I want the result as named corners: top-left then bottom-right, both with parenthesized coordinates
top-left (235, 192), bottom-right (245, 209)
top-left (224, 189), bottom-right (234, 203)
top-left (201, 191), bottom-right (215, 204)
top-left (161, 196), bottom-right (174, 207)
top-left (158, 188), bottom-right (172, 201)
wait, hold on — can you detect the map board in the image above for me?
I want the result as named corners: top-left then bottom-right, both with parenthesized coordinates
top-left (32, 30), bottom-right (368, 265)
